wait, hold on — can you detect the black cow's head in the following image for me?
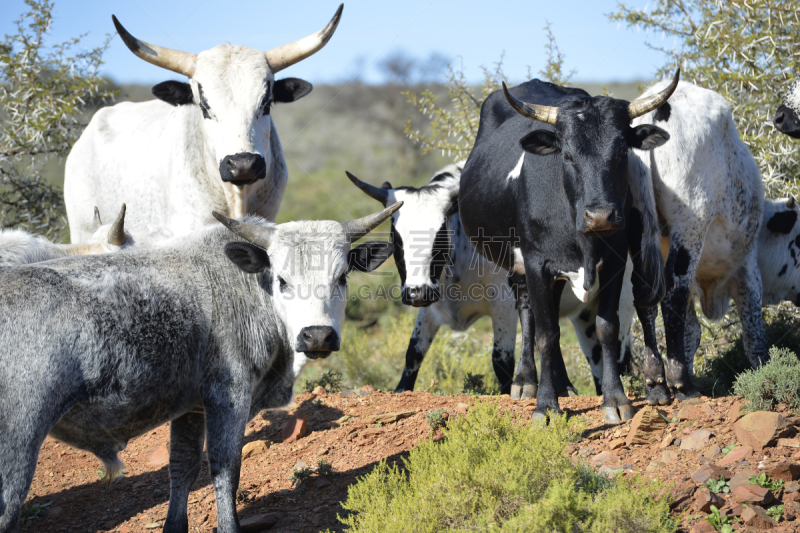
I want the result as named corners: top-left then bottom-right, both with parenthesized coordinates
top-left (503, 70), bottom-right (679, 235)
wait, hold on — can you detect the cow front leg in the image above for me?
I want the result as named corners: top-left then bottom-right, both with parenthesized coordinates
top-left (489, 297), bottom-right (519, 395)
top-left (636, 304), bottom-right (670, 405)
top-left (685, 303), bottom-right (702, 377)
top-left (731, 252), bottom-right (769, 368)
top-left (509, 272), bottom-right (538, 399)
top-left (395, 307), bottom-right (441, 392)
top-left (164, 412), bottom-right (206, 533)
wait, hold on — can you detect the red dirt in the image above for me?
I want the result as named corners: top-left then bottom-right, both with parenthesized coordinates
top-left (18, 391), bottom-right (800, 532)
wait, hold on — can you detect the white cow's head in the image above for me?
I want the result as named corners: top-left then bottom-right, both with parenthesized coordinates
top-left (214, 203), bottom-right (400, 358)
top-left (759, 197), bottom-right (800, 306)
top-left (346, 164), bottom-right (463, 307)
top-left (112, 5), bottom-right (341, 185)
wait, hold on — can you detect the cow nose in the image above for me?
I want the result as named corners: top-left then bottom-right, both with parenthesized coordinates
top-left (219, 153), bottom-right (267, 184)
top-left (583, 207), bottom-right (621, 234)
top-left (296, 326), bottom-right (340, 356)
top-left (401, 286), bottom-right (440, 307)
top-left (774, 110), bottom-right (786, 127)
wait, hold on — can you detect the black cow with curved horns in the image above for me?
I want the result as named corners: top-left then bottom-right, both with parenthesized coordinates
top-left (459, 71), bottom-right (679, 423)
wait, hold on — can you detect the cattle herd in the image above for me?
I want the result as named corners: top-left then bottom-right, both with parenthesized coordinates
top-left (3, 4), bottom-right (800, 532)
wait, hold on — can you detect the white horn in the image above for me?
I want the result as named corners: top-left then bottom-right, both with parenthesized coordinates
top-left (264, 4), bottom-right (343, 73)
top-left (112, 15), bottom-right (197, 77)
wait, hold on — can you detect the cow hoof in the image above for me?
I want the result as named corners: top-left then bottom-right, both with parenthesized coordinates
top-left (645, 383), bottom-right (671, 406)
top-left (657, 377), bottom-right (665, 384)
top-left (674, 387), bottom-right (701, 401)
top-left (601, 406), bottom-right (622, 424)
top-left (558, 386), bottom-right (578, 398)
top-left (645, 378), bottom-right (654, 386)
top-left (521, 383), bottom-right (537, 399)
top-left (510, 384), bottom-right (522, 400)
top-left (531, 405), bottom-right (563, 424)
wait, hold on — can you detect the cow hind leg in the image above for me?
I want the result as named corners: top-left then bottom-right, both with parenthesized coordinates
top-left (550, 279), bottom-right (578, 397)
top-left (395, 307), bottom-right (441, 393)
top-left (730, 254), bottom-right (769, 368)
top-left (637, 304), bottom-right (671, 406)
top-left (509, 273), bottom-right (538, 399)
top-left (489, 299), bottom-right (519, 395)
top-left (164, 412), bottom-right (206, 533)
top-left (0, 433), bottom-right (47, 533)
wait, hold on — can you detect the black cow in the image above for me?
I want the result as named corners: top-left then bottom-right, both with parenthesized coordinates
top-left (459, 72), bottom-right (679, 423)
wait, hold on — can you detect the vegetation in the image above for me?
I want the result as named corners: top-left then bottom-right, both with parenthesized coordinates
top-left (732, 347), bottom-right (800, 411)
top-left (749, 472), bottom-right (785, 492)
top-left (338, 401), bottom-right (674, 532)
top-left (424, 408), bottom-right (447, 431)
top-left (0, 0), bottom-right (115, 240)
top-left (705, 504), bottom-right (738, 532)
top-left (462, 373), bottom-right (489, 395)
top-left (303, 369), bottom-right (344, 394)
top-left (705, 476), bottom-right (731, 494)
top-left (289, 459), bottom-right (334, 488)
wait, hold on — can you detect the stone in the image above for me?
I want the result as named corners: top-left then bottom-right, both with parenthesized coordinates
top-left (720, 503), bottom-right (744, 518)
top-left (733, 411), bottom-right (793, 451)
top-left (692, 463), bottom-right (732, 484)
top-left (314, 478), bottom-right (330, 488)
top-left (240, 513), bottom-right (284, 532)
top-left (681, 429), bottom-right (713, 451)
top-left (46, 506), bottom-right (63, 517)
top-left (339, 390), bottom-right (358, 397)
top-left (678, 398), bottom-right (715, 420)
top-left (146, 444), bottom-right (170, 467)
top-left (646, 461), bottom-right (662, 473)
top-left (659, 433), bottom-right (675, 449)
top-left (787, 480), bottom-right (800, 493)
top-left (693, 488), bottom-right (724, 513)
top-left (778, 438), bottom-right (800, 448)
top-left (241, 440), bottom-right (269, 460)
top-left (282, 411), bottom-right (308, 443)
top-left (293, 460), bottom-right (307, 471)
top-left (728, 400), bottom-right (743, 422)
top-left (785, 491), bottom-right (800, 502)
top-left (690, 520), bottom-right (717, 533)
top-left (144, 523), bottom-right (161, 530)
top-left (362, 385), bottom-right (376, 392)
top-left (591, 450), bottom-right (613, 466)
top-left (730, 469), bottom-right (758, 491)
top-left (661, 449), bottom-right (680, 464)
top-left (741, 505), bottom-right (777, 529)
top-left (625, 406), bottom-right (667, 446)
top-left (662, 480), bottom-right (696, 510)
top-left (787, 500), bottom-right (800, 518)
top-left (704, 444), bottom-right (722, 460)
top-left (733, 483), bottom-right (774, 505)
top-left (367, 411), bottom-right (416, 425)
top-left (454, 402), bottom-right (469, 414)
top-left (599, 465), bottom-right (623, 477)
top-left (609, 439), bottom-right (626, 450)
top-left (767, 462), bottom-right (800, 482)
top-left (312, 386), bottom-right (327, 396)
top-left (719, 445), bottom-right (753, 467)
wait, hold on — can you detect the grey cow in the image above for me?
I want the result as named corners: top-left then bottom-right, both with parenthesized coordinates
top-left (0, 205), bottom-right (399, 533)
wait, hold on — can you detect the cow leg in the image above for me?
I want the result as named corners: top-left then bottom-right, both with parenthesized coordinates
top-left (730, 252), bottom-right (769, 368)
top-left (0, 437), bottom-right (40, 533)
top-left (489, 298), bottom-right (519, 395)
top-left (395, 307), bottom-right (441, 392)
top-left (570, 298), bottom-right (604, 395)
top-left (551, 279), bottom-right (578, 397)
top-left (164, 412), bottom-right (206, 533)
top-left (509, 272), bottom-right (538, 399)
top-left (637, 304), bottom-right (670, 405)
top-left (685, 303), bottom-right (702, 377)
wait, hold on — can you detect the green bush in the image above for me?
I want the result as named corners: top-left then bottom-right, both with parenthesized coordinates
top-left (733, 347), bottom-right (800, 411)
top-left (338, 401), bottom-right (674, 533)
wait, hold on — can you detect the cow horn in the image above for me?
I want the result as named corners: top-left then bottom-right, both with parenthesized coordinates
top-left (107, 204), bottom-right (128, 246)
top-left (212, 211), bottom-right (275, 250)
top-left (342, 202), bottom-right (403, 243)
top-left (502, 82), bottom-right (558, 125)
top-left (629, 68), bottom-right (680, 120)
top-left (112, 15), bottom-right (197, 77)
top-left (93, 207), bottom-right (102, 230)
top-left (345, 171), bottom-right (390, 205)
top-left (264, 4), bottom-right (343, 73)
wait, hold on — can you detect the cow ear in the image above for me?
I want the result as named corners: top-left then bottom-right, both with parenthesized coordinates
top-left (273, 78), bottom-right (313, 103)
top-left (519, 130), bottom-right (561, 155)
top-left (348, 241), bottom-right (394, 273)
top-left (152, 81), bottom-right (194, 106)
top-left (224, 242), bottom-right (270, 273)
top-left (382, 181), bottom-right (393, 189)
top-left (628, 124), bottom-right (670, 151)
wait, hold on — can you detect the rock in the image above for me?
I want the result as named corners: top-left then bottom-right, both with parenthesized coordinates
top-left (144, 523), bottom-right (161, 530)
top-left (578, 447), bottom-right (594, 457)
top-left (733, 483), bottom-right (774, 505)
top-left (690, 520), bottom-right (717, 533)
top-left (662, 480), bottom-right (696, 510)
top-left (703, 444), bottom-right (722, 460)
top-left (785, 491), bottom-right (800, 502)
top-left (599, 465), bottom-right (623, 477)
top-left (293, 460), bottom-right (307, 471)
top-left (625, 406), bottom-right (667, 446)
top-left (314, 478), bottom-right (330, 488)
top-left (609, 438), bottom-right (626, 450)
top-left (767, 462), bottom-right (800, 482)
top-left (153, 488), bottom-right (164, 498)
top-left (787, 480), bottom-right (800, 493)
top-left (146, 444), bottom-right (170, 467)
top-left (787, 500), bottom-right (800, 518)
top-left (661, 449), bottom-right (680, 464)
top-left (646, 461), bottom-right (662, 473)
top-left (730, 469), bottom-right (758, 491)
top-left (339, 390), bottom-right (358, 398)
top-left (678, 398), bottom-right (715, 420)
top-left (733, 411), bottom-right (793, 451)
top-left (240, 513), bottom-right (284, 532)
top-left (728, 400), bottom-right (743, 422)
top-left (779, 438), bottom-right (800, 448)
top-left (720, 503), bottom-right (744, 518)
top-left (692, 463), bottom-right (732, 484)
top-left (312, 386), bottom-right (327, 396)
top-left (336, 415), bottom-right (352, 424)
top-left (693, 488), bottom-right (725, 513)
top-left (591, 450), bottom-right (613, 466)
top-left (660, 433), bottom-right (675, 449)
top-left (741, 505), bottom-right (777, 529)
top-left (282, 411), bottom-right (308, 443)
top-left (367, 411), bottom-right (416, 425)
top-left (46, 506), bottom-right (63, 517)
top-left (454, 402), bottom-right (469, 414)
top-left (241, 440), bottom-right (269, 460)
top-left (681, 429), bottom-right (713, 451)
top-left (719, 445), bottom-right (753, 467)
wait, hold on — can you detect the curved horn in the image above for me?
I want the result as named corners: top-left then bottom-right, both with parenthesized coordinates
top-left (212, 211), bottom-right (275, 250)
top-left (264, 4), bottom-right (343, 73)
top-left (629, 68), bottom-right (680, 120)
top-left (342, 202), bottom-right (403, 243)
top-left (345, 171), bottom-right (390, 205)
top-left (107, 204), bottom-right (128, 246)
top-left (502, 82), bottom-right (558, 125)
top-left (92, 206), bottom-right (102, 230)
top-left (112, 15), bottom-right (197, 77)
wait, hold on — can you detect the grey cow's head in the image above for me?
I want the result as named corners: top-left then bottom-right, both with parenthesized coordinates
top-left (346, 164), bottom-right (462, 307)
top-left (759, 198), bottom-right (800, 306)
top-left (213, 203), bottom-right (400, 358)
top-left (774, 77), bottom-right (800, 138)
top-left (502, 70), bottom-right (679, 235)
top-left (112, 5), bottom-right (342, 185)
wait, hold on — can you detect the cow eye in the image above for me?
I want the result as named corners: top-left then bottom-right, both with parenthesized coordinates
top-left (337, 273), bottom-right (347, 286)
top-left (277, 276), bottom-right (289, 293)
top-left (563, 153), bottom-right (573, 163)
top-left (260, 94), bottom-right (273, 116)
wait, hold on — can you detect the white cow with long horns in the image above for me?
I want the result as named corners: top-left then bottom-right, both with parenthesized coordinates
top-left (64, 5), bottom-right (343, 244)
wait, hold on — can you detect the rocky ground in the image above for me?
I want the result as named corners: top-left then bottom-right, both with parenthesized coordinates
top-left (18, 389), bottom-right (800, 532)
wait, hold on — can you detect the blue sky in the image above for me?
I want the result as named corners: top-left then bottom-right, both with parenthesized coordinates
top-left (1, 0), bottom-right (670, 85)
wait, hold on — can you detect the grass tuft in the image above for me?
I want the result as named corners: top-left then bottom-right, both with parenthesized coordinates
top-left (732, 347), bottom-right (800, 412)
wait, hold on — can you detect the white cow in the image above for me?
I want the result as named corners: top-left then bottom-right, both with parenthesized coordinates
top-left (64, 6), bottom-right (342, 244)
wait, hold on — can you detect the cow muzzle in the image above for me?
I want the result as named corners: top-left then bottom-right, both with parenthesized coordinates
top-left (582, 206), bottom-right (624, 235)
top-left (401, 285), bottom-right (440, 307)
top-left (219, 153), bottom-right (267, 185)
top-left (774, 104), bottom-right (800, 139)
top-left (296, 326), bottom-right (340, 358)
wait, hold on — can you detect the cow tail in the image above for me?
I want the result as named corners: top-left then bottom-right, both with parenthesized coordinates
top-left (628, 151), bottom-right (666, 308)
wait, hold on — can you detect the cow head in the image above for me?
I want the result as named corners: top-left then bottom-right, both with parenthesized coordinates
top-left (64, 204), bottom-right (135, 255)
top-left (213, 203), bottom-right (400, 358)
top-left (774, 77), bottom-right (800, 138)
top-left (112, 5), bottom-right (341, 185)
top-left (759, 198), bottom-right (800, 306)
top-left (502, 70), bottom-right (678, 235)
top-left (345, 165), bottom-right (462, 307)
